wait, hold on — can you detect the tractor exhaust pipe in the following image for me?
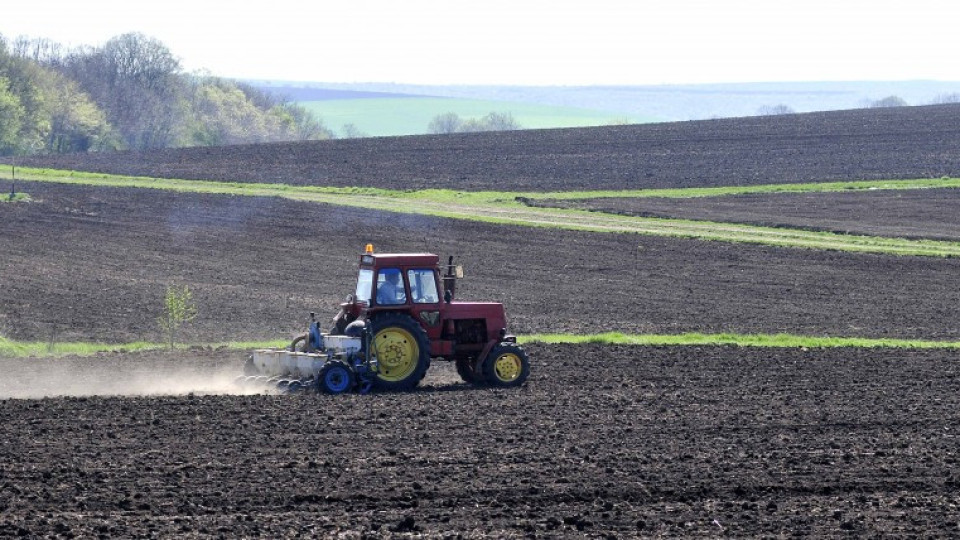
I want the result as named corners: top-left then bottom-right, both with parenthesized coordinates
top-left (443, 255), bottom-right (457, 302)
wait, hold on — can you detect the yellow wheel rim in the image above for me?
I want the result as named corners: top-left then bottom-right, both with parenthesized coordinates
top-left (493, 352), bottom-right (522, 382)
top-left (374, 327), bottom-right (419, 382)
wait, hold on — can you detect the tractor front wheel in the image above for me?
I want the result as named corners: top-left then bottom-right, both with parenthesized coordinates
top-left (482, 343), bottom-right (530, 388)
top-left (318, 361), bottom-right (355, 394)
top-left (368, 313), bottom-right (431, 391)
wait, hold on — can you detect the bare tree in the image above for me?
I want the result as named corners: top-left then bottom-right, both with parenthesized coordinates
top-left (61, 33), bottom-right (186, 149)
top-left (931, 93), bottom-right (960, 104)
top-left (428, 112), bottom-right (462, 134)
top-left (481, 111), bottom-right (520, 131)
top-left (11, 36), bottom-right (63, 66)
top-left (756, 104), bottom-right (795, 116)
top-left (428, 111), bottom-right (521, 134)
top-left (457, 117), bottom-right (487, 133)
top-left (870, 95), bottom-right (908, 108)
top-left (341, 123), bottom-right (367, 139)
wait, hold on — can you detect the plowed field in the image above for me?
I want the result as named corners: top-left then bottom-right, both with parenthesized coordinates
top-left (531, 187), bottom-right (960, 241)
top-left (3, 344), bottom-right (959, 537)
top-left (4, 105), bottom-right (960, 537)
top-left (4, 181), bottom-right (960, 343)
top-left (9, 104), bottom-right (960, 191)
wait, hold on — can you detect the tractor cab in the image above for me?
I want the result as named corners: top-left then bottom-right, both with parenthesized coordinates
top-left (354, 251), bottom-right (444, 308)
top-left (341, 245), bottom-right (463, 328)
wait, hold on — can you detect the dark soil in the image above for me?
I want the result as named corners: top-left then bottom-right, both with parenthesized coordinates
top-left (8, 104), bottom-right (960, 191)
top-left (4, 106), bottom-right (960, 537)
top-left (531, 187), bottom-right (960, 241)
top-left (2, 344), bottom-right (959, 537)
top-left (5, 181), bottom-right (960, 344)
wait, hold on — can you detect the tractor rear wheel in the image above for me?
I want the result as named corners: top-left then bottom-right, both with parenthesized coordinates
top-left (368, 313), bottom-right (430, 391)
top-left (482, 343), bottom-right (530, 388)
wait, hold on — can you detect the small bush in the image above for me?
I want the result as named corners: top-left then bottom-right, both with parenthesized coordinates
top-left (1, 192), bottom-right (31, 203)
top-left (158, 284), bottom-right (197, 348)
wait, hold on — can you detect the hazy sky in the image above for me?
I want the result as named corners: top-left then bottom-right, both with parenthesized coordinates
top-left (2, 0), bottom-right (957, 85)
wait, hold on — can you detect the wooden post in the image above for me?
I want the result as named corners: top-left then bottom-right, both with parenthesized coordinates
top-left (9, 153), bottom-right (16, 201)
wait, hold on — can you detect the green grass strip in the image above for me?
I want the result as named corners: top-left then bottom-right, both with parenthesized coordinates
top-left (0, 337), bottom-right (162, 357)
top-left (5, 166), bottom-right (958, 203)
top-left (0, 336), bottom-right (287, 358)
top-left (514, 176), bottom-right (960, 200)
top-left (4, 333), bottom-right (960, 358)
top-left (520, 332), bottom-right (960, 349)
top-left (5, 166), bottom-right (959, 202)
top-left (0, 192), bottom-right (33, 203)
top-left (5, 167), bottom-right (960, 257)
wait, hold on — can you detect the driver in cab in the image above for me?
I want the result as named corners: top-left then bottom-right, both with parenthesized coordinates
top-left (376, 269), bottom-right (406, 305)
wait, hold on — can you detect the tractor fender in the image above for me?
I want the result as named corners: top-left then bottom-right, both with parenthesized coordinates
top-left (475, 339), bottom-right (500, 373)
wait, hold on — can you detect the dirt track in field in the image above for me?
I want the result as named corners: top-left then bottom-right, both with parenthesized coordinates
top-left (9, 104), bottom-right (960, 191)
top-left (530, 186), bottom-right (960, 241)
top-left (2, 344), bottom-right (959, 537)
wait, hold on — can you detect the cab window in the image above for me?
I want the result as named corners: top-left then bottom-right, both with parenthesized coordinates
top-left (407, 269), bottom-right (439, 304)
top-left (376, 268), bottom-right (406, 305)
top-left (355, 269), bottom-right (373, 303)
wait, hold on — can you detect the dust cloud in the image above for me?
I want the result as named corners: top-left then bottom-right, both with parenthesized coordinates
top-left (0, 352), bottom-right (257, 399)
top-left (0, 351), bottom-right (469, 399)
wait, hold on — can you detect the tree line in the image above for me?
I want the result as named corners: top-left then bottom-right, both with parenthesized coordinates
top-left (427, 111), bottom-right (521, 134)
top-left (0, 32), bottom-right (333, 156)
top-left (756, 93), bottom-right (960, 116)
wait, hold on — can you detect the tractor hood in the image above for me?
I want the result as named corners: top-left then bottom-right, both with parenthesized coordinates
top-left (444, 301), bottom-right (507, 329)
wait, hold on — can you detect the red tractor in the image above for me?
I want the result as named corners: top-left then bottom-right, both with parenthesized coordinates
top-left (248, 245), bottom-right (530, 393)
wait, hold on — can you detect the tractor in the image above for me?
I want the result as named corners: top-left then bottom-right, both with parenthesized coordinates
top-left (242, 244), bottom-right (530, 393)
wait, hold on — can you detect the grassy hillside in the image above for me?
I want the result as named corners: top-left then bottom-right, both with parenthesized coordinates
top-left (297, 97), bottom-right (652, 137)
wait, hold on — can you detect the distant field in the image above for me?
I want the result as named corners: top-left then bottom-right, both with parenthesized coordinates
top-left (280, 80), bottom-right (960, 121)
top-left (298, 97), bottom-right (650, 137)
top-left (17, 103), bottom-right (960, 192)
top-left (531, 187), bottom-right (960, 241)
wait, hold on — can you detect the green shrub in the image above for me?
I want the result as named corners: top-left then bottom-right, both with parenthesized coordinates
top-left (158, 284), bottom-right (197, 349)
